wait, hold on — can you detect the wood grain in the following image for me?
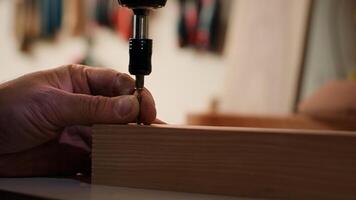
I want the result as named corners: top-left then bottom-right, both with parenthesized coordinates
top-left (92, 125), bottom-right (356, 199)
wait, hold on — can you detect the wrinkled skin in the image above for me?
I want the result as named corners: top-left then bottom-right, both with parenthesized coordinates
top-left (0, 65), bottom-right (157, 177)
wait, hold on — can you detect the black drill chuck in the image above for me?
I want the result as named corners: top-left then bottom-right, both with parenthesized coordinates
top-left (117, 0), bottom-right (166, 86)
top-left (117, 0), bottom-right (167, 9)
top-left (129, 38), bottom-right (152, 76)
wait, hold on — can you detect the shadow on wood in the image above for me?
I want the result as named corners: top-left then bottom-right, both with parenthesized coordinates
top-left (187, 113), bottom-right (356, 131)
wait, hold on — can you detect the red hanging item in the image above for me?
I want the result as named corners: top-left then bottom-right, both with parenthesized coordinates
top-left (115, 7), bottom-right (133, 41)
top-left (178, 0), bottom-right (199, 47)
top-left (196, 0), bottom-right (219, 50)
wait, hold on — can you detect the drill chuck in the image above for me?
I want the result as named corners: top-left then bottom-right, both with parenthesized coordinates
top-left (117, 0), bottom-right (166, 124)
top-left (117, 0), bottom-right (167, 9)
top-left (129, 38), bottom-right (152, 76)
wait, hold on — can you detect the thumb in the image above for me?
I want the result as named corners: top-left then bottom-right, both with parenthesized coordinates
top-left (56, 92), bottom-right (139, 126)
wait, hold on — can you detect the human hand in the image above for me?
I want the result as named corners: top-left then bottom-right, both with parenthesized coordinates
top-left (0, 65), bottom-right (157, 176)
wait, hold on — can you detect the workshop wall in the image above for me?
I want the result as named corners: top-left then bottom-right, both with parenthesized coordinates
top-left (221, 0), bottom-right (311, 115)
top-left (0, 0), bottom-right (227, 124)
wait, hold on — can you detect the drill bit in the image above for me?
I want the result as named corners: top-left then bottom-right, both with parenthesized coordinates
top-left (135, 75), bottom-right (144, 125)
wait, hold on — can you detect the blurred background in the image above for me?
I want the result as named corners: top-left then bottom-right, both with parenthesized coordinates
top-left (0, 0), bottom-right (355, 125)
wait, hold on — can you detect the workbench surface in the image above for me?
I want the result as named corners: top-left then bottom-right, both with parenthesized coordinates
top-left (0, 178), bottom-right (247, 200)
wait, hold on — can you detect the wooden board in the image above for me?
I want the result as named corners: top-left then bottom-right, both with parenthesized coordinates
top-left (187, 113), bottom-right (356, 131)
top-left (92, 125), bottom-right (356, 199)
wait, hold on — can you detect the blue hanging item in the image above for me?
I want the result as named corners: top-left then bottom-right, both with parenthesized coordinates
top-left (39, 0), bottom-right (63, 38)
top-left (39, 0), bottom-right (49, 37)
top-left (53, 0), bottom-right (63, 33)
top-left (95, 0), bottom-right (112, 27)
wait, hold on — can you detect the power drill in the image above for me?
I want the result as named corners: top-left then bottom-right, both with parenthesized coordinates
top-left (117, 0), bottom-right (167, 124)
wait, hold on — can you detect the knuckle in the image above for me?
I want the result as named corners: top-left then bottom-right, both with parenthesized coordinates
top-left (84, 96), bottom-right (110, 118)
top-left (28, 87), bottom-right (63, 126)
top-left (66, 64), bottom-right (85, 71)
top-left (116, 73), bottom-right (135, 95)
top-left (84, 96), bottom-right (100, 115)
top-left (30, 87), bottom-right (60, 106)
top-left (64, 64), bottom-right (87, 78)
top-left (120, 73), bottom-right (133, 81)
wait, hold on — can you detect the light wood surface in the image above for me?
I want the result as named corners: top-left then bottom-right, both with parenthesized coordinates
top-left (93, 125), bottom-right (356, 199)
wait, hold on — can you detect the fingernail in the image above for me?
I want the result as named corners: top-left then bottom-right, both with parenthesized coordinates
top-left (116, 96), bottom-right (135, 118)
